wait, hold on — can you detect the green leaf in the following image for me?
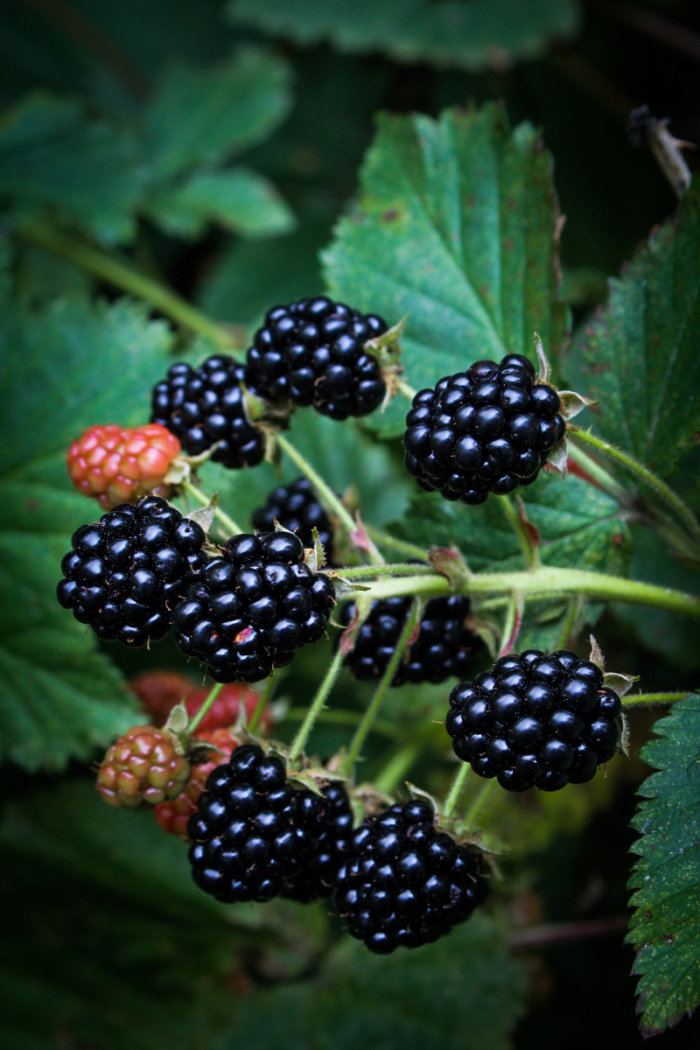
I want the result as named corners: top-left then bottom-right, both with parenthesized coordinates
top-left (142, 48), bottom-right (293, 181)
top-left (0, 297), bottom-right (177, 771)
top-left (0, 93), bottom-right (145, 244)
top-left (229, 0), bottom-right (580, 72)
top-left (323, 104), bottom-right (569, 437)
top-left (144, 166), bottom-right (296, 239)
top-left (627, 695), bottom-right (700, 1035)
top-left (568, 182), bottom-right (700, 479)
top-left (221, 912), bottom-right (529, 1050)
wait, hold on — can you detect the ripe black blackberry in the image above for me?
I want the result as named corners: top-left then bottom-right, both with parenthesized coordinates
top-left (252, 477), bottom-right (336, 565)
top-left (172, 531), bottom-right (336, 683)
top-left (187, 744), bottom-right (329, 903)
top-left (282, 781), bottom-right (354, 902)
top-left (151, 355), bottom-right (264, 469)
top-left (334, 799), bottom-right (487, 954)
top-left (403, 354), bottom-right (565, 504)
top-left (245, 296), bottom-right (388, 420)
top-left (339, 594), bottom-right (479, 686)
top-left (56, 496), bottom-right (207, 646)
top-left (445, 649), bottom-right (622, 792)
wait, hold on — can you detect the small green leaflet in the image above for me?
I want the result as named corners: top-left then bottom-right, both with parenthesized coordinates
top-left (627, 694), bottom-right (700, 1036)
top-left (569, 182), bottom-right (700, 479)
top-left (229, 0), bottom-right (580, 72)
top-left (323, 104), bottom-right (569, 437)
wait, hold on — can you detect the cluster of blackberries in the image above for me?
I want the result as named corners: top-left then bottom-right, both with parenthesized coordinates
top-left (172, 531), bottom-right (336, 683)
top-left (445, 649), bottom-right (621, 792)
top-left (403, 354), bottom-right (565, 504)
top-left (56, 496), bottom-right (207, 646)
top-left (339, 594), bottom-right (480, 686)
top-left (245, 297), bottom-right (388, 421)
top-left (252, 477), bottom-right (336, 564)
top-left (334, 799), bottom-right (488, 954)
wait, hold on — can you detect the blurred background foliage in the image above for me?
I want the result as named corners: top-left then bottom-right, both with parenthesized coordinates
top-left (1, 1), bottom-right (699, 1047)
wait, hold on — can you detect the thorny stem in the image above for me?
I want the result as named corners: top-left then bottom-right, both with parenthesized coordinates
top-left (186, 682), bottom-right (225, 735)
top-left (287, 646), bottom-right (345, 763)
top-left (180, 479), bottom-right (243, 538)
top-left (464, 778), bottom-right (498, 827)
top-left (273, 431), bottom-right (385, 564)
top-left (442, 763), bottom-right (470, 820)
top-left (248, 674), bottom-right (277, 734)
top-left (497, 494), bottom-right (538, 568)
top-left (569, 428), bottom-right (700, 544)
top-left (339, 562), bottom-right (436, 580)
top-left (15, 220), bottom-right (243, 351)
top-left (341, 601), bottom-right (421, 777)
top-left (622, 692), bottom-right (689, 708)
top-left (372, 743), bottom-right (422, 795)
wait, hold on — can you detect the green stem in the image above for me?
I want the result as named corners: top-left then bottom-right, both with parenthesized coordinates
top-left (464, 778), bottom-right (498, 827)
top-left (16, 220), bottom-right (242, 351)
top-left (397, 378), bottom-right (417, 401)
top-left (186, 682), bottom-right (224, 734)
top-left (570, 428), bottom-right (700, 543)
top-left (622, 692), bottom-right (689, 708)
top-left (248, 674), bottom-right (277, 733)
top-left (442, 763), bottom-right (470, 819)
top-left (339, 562), bottom-right (436, 580)
top-left (273, 431), bottom-right (385, 564)
top-left (180, 479), bottom-right (243, 537)
top-left (497, 494), bottom-right (538, 568)
top-left (341, 601), bottom-right (421, 777)
top-left (568, 442), bottom-right (629, 501)
top-left (553, 596), bottom-right (584, 651)
top-left (499, 592), bottom-right (524, 656)
top-left (365, 525), bottom-right (429, 562)
top-left (373, 743), bottom-right (421, 794)
top-left (284, 707), bottom-right (399, 739)
top-left (287, 647), bottom-right (345, 763)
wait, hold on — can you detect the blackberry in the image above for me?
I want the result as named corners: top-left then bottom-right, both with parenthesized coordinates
top-left (334, 799), bottom-right (487, 954)
top-left (445, 649), bottom-right (622, 792)
top-left (339, 594), bottom-right (479, 686)
top-left (252, 477), bottom-right (336, 564)
top-left (281, 782), bottom-right (354, 902)
top-left (403, 355), bottom-right (566, 504)
top-left (154, 727), bottom-right (238, 838)
top-left (187, 744), bottom-right (329, 903)
top-left (57, 496), bottom-right (207, 646)
top-left (172, 531), bottom-right (336, 683)
top-left (151, 355), bottom-right (264, 469)
top-left (245, 296), bottom-right (388, 420)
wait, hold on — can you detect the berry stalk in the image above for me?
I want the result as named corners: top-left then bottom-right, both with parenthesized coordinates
top-left (287, 646), bottom-right (345, 762)
top-left (442, 762), bottom-right (470, 820)
top-left (464, 778), bottom-right (498, 826)
top-left (364, 525), bottom-right (429, 562)
top-left (186, 681), bottom-right (225, 734)
top-left (179, 479), bottom-right (243, 537)
top-left (621, 692), bottom-right (689, 707)
top-left (248, 673), bottom-right (277, 733)
top-left (496, 495), bottom-right (539, 569)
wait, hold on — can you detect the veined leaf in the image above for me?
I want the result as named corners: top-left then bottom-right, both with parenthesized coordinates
top-left (627, 695), bottom-right (700, 1036)
top-left (323, 104), bottom-right (569, 437)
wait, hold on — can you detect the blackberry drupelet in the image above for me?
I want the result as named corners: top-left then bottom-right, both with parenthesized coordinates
top-left (339, 594), bottom-right (479, 686)
top-left (403, 354), bottom-right (566, 504)
top-left (334, 799), bottom-right (488, 954)
top-left (154, 727), bottom-right (239, 838)
top-left (282, 781), bottom-right (354, 902)
top-left (445, 649), bottom-right (622, 792)
top-left (187, 744), bottom-right (329, 903)
top-left (56, 496), bottom-right (207, 646)
top-left (172, 531), bottom-right (336, 683)
top-left (252, 477), bottom-right (336, 564)
top-left (245, 296), bottom-right (388, 420)
top-left (151, 355), bottom-right (264, 469)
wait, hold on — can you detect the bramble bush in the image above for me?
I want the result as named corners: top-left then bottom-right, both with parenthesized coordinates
top-left (1, 2), bottom-right (699, 1047)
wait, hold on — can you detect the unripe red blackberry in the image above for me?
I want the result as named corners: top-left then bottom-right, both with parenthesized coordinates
top-left (252, 477), bottom-right (336, 564)
top-left (403, 355), bottom-right (565, 504)
top-left (339, 594), bottom-right (480, 686)
top-left (154, 727), bottom-right (238, 838)
top-left (281, 782), bottom-right (354, 902)
top-left (151, 355), bottom-right (264, 469)
top-left (187, 744), bottom-right (329, 903)
top-left (172, 531), bottom-right (336, 683)
top-left (245, 296), bottom-right (387, 420)
top-left (334, 800), bottom-right (488, 954)
top-left (67, 423), bottom-right (181, 510)
top-left (56, 496), bottom-right (207, 646)
top-left (446, 649), bottom-right (622, 792)
top-left (97, 725), bottom-right (190, 809)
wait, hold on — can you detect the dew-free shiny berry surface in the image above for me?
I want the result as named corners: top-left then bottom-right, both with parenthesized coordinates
top-left (281, 782), bottom-right (354, 902)
top-left (245, 296), bottom-right (387, 420)
top-left (56, 496), bottom-right (207, 647)
top-left (446, 649), bottom-right (621, 792)
top-left (252, 477), bottom-right (336, 564)
top-left (172, 531), bottom-right (336, 683)
top-left (403, 355), bottom-right (565, 504)
top-left (187, 744), bottom-right (329, 903)
top-left (154, 728), bottom-right (238, 838)
top-left (334, 800), bottom-right (487, 954)
top-left (151, 355), bottom-right (264, 469)
top-left (339, 594), bottom-right (480, 686)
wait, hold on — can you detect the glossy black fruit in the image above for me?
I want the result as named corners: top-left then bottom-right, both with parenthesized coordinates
top-left (281, 781), bottom-right (354, 902)
top-left (252, 477), bottom-right (336, 565)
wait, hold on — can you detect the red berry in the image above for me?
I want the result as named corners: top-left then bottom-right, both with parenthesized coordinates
top-left (154, 728), bottom-right (238, 838)
top-left (131, 672), bottom-right (268, 733)
top-left (67, 423), bottom-right (182, 510)
top-left (96, 725), bottom-right (190, 809)
top-left (130, 671), bottom-right (194, 726)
